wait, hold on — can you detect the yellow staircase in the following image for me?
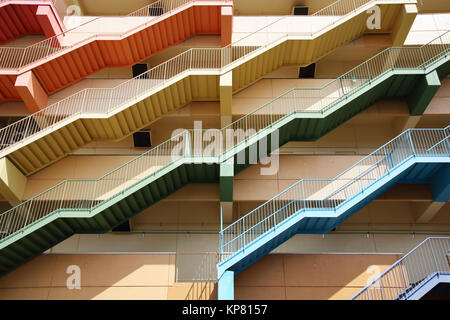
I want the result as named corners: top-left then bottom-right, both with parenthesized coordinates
top-left (0, 0), bottom-right (417, 179)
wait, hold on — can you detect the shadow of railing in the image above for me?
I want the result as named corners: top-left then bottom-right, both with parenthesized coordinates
top-left (175, 252), bottom-right (219, 300)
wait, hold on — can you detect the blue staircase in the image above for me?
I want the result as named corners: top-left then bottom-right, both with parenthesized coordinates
top-left (352, 237), bottom-right (450, 300)
top-left (217, 127), bottom-right (450, 299)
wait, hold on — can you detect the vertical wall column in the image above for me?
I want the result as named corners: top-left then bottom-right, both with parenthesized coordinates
top-left (36, 5), bottom-right (65, 41)
top-left (221, 6), bottom-right (233, 47)
top-left (391, 4), bottom-right (418, 45)
top-left (415, 165), bottom-right (449, 222)
top-left (0, 157), bottom-right (27, 205)
top-left (220, 71), bottom-right (233, 128)
top-left (218, 270), bottom-right (234, 300)
top-left (407, 70), bottom-right (441, 116)
top-left (430, 165), bottom-right (450, 203)
top-left (15, 71), bottom-right (49, 114)
top-left (220, 157), bottom-right (234, 224)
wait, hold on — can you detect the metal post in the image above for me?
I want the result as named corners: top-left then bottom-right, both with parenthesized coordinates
top-left (23, 200), bottom-right (32, 229)
top-left (429, 240), bottom-right (440, 274)
top-left (81, 90), bottom-right (88, 113)
top-left (389, 49), bottom-right (395, 70)
top-left (241, 219), bottom-right (245, 252)
top-left (18, 47), bottom-right (26, 69)
top-left (273, 205), bottom-right (277, 231)
top-left (90, 181), bottom-right (97, 210)
top-left (398, 260), bottom-right (408, 291)
top-left (420, 48), bottom-right (426, 68)
top-left (408, 130), bottom-right (416, 155)
top-left (366, 62), bottom-right (371, 83)
top-left (379, 277), bottom-right (385, 300)
top-left (220, 205), bottom-right (223, 261)
top-left (59, 182), bottom-right (68, 210)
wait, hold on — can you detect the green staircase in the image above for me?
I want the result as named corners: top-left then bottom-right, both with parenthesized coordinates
top-left (0, 30), bottom-right (449, 276)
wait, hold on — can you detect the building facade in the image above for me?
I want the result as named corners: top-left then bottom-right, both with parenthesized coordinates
top-left (0, 0), bottom-right (448, 300)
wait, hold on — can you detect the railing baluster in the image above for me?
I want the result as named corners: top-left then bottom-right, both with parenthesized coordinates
top-left (352, 238), bottom-right (450, 300)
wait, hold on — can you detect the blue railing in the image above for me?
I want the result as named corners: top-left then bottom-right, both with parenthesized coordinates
top-left (220, 127), bottom-right (450, 261)
top-left (352, 237), bottom-right (450, 300)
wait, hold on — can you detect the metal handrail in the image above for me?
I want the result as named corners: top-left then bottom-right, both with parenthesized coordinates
top-left (219, 127), bottom-right (449, 259)
top-left (0, 0), bottom-right (438, 158)
top-left (0, 0), bottom-right (55, 4)
top-left (0, 0), bottom-right (231, 69)
top-left (0, 0), bottom-right (385, 71)
top-left (352, 237), bottom-right (450, 300)
top-left (0, 30), bottom-right (448, 246)
top-left (426, 136), bottom-right (450, 152)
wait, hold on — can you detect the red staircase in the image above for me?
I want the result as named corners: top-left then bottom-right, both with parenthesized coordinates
top-left (0, 1), bottom-right (232, 111)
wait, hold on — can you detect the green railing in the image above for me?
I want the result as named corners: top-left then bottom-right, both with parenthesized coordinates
top-left (0, 29), bottom-right (449, 244)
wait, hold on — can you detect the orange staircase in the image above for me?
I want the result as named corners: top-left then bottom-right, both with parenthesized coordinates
top-left (0, 0), bottom-right (232, 112)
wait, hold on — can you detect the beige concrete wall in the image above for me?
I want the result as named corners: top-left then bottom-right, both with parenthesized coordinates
top-left (128, 195), bottom-right (449, 232)
top-left (131, 199), bottom-right (220, 231)
top-left (234, 201), bottom-right (450, 233)
top-left (0, 253), bottom-right (175, 299)
top-left (48, 232), bottom-right (449, 255)
top-left (0, 252), bottom-right (403, 300)
top-left (65, 0), bottom-right (157, 16)
top-left (235, 253), bottom-right (402, 300)
top-left (235, 199), bottom-right (450, 230)
top-left (341, 201), bottom-right (450, 230)
top-left (422, 77), bottom-right (450, 116)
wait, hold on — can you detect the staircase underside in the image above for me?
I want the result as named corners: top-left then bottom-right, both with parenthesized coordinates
top-left (0, 2), bottom-right (57, 44)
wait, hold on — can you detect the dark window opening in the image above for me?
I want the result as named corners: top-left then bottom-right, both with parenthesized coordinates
top-left (293, 6), bottom-right (309, 15)
top-left (132, 63), bottom-right (149, 78)
top-left (133, 130), bottom-right (152, 148)
top-left (299, 63), bottom-right (316, 78)
top-left (148, 6), bottom-right (164, 16)
top-left (112, 221), bottom-right (131, 232)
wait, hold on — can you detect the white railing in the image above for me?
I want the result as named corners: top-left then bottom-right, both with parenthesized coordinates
top-left (352, 238), bottom-right (450, 300)
top-left (0, 0), bottom-right (230, 69)
top-left (0, 0), bottom-right (421, 155)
